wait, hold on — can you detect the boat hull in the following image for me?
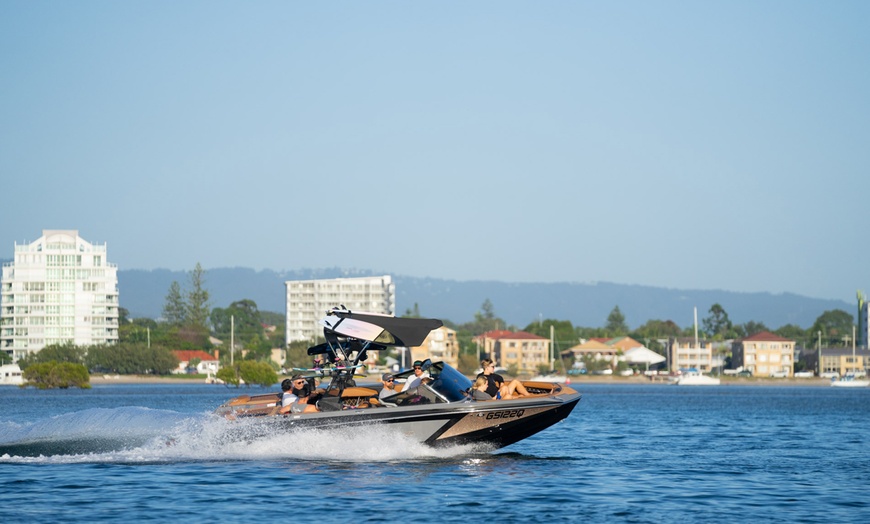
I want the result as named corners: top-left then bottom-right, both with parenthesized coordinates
top-left (831, 380), bottom-right (870, 388)
top-left (676, 374), bottom-right (721, 386)
top-left (216, 386), bottom-right (581, 449)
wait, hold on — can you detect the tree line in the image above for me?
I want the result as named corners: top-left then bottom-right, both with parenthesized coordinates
top-left (406, 298), bottom-right (857, 375)
top-left (16, 263), bottom-right (859, 386)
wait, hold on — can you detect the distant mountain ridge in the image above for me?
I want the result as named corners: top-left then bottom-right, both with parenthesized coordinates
top-left (117, 267), bottom-right (853, 329)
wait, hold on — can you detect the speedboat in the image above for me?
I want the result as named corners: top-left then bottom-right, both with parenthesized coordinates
top-left (215, 308), bottom-right (582, 449)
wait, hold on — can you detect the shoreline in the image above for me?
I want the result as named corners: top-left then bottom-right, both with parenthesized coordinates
top-left (89, 374), bottom-right (836, 387)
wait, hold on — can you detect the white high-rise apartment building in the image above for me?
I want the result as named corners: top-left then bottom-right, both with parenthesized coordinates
top-left (1, 230), bottom-right (120, 362)
top-left (285, 275), bottom-right (395, 345)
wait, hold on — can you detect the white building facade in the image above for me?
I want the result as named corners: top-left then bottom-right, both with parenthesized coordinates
top-left (1, 230), bottom-right (120, 362)
top-left (285, 275), bottom-right (395, 345)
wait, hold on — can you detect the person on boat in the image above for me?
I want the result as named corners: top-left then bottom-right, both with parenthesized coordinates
top-left (477, 359), bottom-right (530, 399)
top-left (280, 375), bottom-right (320, 414)
top-left (277, 378), bottom-right (298, 414)
top-left (401, 360), bottom-right (429, 391)
top-left (379, 373), bottom-right (397, 402)
top-left (470, 376), bottom-right (493, 400)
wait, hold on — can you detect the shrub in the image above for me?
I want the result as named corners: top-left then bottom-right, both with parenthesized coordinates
top-left (22, 361), bottom-right (91, 389)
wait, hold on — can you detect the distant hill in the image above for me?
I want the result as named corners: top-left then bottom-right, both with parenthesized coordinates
top-left (117, 267), bottom-right (853, 329)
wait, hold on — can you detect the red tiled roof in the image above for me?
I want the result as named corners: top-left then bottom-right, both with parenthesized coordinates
top-left (741, 331), bottom-right (793, 342)
top-left (173, 350), bottom-right (218, 362)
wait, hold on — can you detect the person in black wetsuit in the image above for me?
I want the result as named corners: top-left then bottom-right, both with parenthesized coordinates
top-left (477, 359), bottom-right (530, 399)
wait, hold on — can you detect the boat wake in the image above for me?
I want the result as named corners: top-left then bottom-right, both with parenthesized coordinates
top-left (0, 407), bottom-right (486, 464)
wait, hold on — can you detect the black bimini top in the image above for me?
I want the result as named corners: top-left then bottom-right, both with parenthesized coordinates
top-left (321, 309), bottom-right (443, 347)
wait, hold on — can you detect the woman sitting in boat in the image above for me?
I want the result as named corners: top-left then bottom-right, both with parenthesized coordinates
top-left (470, 376), bottom-right (494, 400)
top-left (478, 359), bottom-right (530, 399)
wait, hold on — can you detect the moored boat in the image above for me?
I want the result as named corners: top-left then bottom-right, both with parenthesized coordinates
top-left (830, 374), bottom-right (870, 388)
top-left (675, 369), bottom-right (721, 386)
top-left (215, 308), bottom-right (582, 449)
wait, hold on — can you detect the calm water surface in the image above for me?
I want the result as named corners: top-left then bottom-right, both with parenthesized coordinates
top-left (1, 383), bottom-right (869, 523)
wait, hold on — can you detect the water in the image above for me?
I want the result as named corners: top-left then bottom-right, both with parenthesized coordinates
top-left (1, 383), bottom-right (869, 523)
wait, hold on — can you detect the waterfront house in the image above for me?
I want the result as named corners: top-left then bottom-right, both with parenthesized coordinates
top-left (561, 339), bottom-right (621, 370)
top-left (0, 363), bottom-right (23, 386)
top-left (668, 337), bottom-right (716, 373)
top-left (413, 325), bottom-right (459, 369)
top-left (731, 332), bottom-right (795, 378)
top-left (803, 347), bottom-right (869, 377)
top-left (473, 330), bottom-right (550, 374)
top-left (172, 350), bottom-right (220, 375)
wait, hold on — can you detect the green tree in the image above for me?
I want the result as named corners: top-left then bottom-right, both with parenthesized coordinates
top-left (810, 309), bottom-right (855, 346)
top-left (85, 343), bottom-right (179, 375)
top-left (630, 319), bottom-right (682, 356)
top-left (702, 304), bottom-right (732, 338)
top-left (163, 281), bottom-right (186, 326)
top-left (187, 263), bottom-right (211, 330)
top-left (740, 321), bottom-right (769, 337)
top-left (402, 303), bottom-right (421, 318)
top-left (457, 299), bottom-right (509, 336)
top-left (17, 342), bottom-right (86, 370)
top-left (523, 319), bottom-right (575, 344)
top-left (283, 340), bottom-right (312, 370)
top-left (216, 366), bottom-right (241, 387)
top-left (211, 299), bottom-right (264, 347)
top-left (523, 319), bottom-right (577, 365)
top-left (605, 306), bottom-right (628, 335)
top-left (120, 317), bottom-right (159, 344)
top-left (22, 361), bottom-right (91, 389)
top-left (775, 324), bottom-right (807, 347)
top-left (238, 360), bottom-right (278, 387)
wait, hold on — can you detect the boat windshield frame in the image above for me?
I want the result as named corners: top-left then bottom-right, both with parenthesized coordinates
top-left (426, 361), bottom-right (474, 402)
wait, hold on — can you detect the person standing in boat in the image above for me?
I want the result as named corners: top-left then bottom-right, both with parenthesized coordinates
top-left (478, 359), bottom-right (530, 399)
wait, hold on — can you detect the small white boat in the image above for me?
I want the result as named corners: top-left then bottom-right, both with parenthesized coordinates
top-left (528, 373), bottom-right (568, 383)
top-left (831, 374), bottom-right (870, 388)
top-left (830, 328), bottom-right (868, 387)
top-left (676, 370), bottom-right (720, 386)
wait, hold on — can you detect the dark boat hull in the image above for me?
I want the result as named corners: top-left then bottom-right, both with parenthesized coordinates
top-left (215, 387), bottom-right (581, 450)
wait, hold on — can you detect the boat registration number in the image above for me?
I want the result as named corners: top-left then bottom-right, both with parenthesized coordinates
top-left (485, 409), bottom-right (525, 420)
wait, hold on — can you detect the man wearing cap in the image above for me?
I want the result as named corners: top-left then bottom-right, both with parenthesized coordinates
top-left (401, 360), bottom-right (428, 391)
top-left (379, 373), bottom-right (397, 404)
top-left (279, 374), bottom-right (320, 414)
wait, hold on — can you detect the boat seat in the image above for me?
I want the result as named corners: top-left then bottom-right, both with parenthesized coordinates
top-left (341, 386), bottom-right (378, 398)
top-left (340, 386), bottom-right (378, 408)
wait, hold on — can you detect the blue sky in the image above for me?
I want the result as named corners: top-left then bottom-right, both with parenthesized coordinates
top-left (1, 1), bottom-right (867, 303)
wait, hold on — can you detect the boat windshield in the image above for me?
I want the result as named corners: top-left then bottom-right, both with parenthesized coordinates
top-left (427, 362), bottom-right (473, 402)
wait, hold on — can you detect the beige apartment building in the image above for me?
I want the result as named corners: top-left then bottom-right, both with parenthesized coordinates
top-left (669, 337), bottom-right (716, 373)
top-left (804, 347), bottom-right (869, 377)
top-left (473, 330), bottom-right (550, 375)
top-left (731, 331), bottom-right (795, 377)
top-left (411, 325), bottom-right (459, 369)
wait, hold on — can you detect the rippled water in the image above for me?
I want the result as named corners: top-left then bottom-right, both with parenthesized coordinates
top-left (1, 383), bottom-right (869, 523)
